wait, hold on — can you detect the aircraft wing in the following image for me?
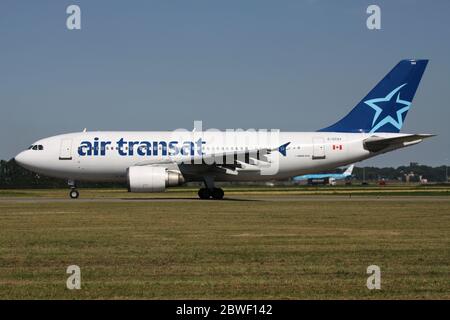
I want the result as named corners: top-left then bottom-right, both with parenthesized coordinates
top-left (363, 134), bottom-right (435, 153)
top-left (133, 142), bottom-right (291, 175)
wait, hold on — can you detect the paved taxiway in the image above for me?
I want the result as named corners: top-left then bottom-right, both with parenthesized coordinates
top-left (0, 195), bottom-right (449, 203)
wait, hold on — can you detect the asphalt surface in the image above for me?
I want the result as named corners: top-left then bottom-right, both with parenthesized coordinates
top-left (0, 195), bottom-right (449, 203)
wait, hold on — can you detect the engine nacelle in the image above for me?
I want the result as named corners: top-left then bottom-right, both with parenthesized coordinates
top-left (127, 166), bottom-right (185, 192)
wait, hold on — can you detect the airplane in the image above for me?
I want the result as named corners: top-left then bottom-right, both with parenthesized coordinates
top-left (14, 59), bottom-right (434, 200)
top-left (292, 164), bottom-right (354, 184)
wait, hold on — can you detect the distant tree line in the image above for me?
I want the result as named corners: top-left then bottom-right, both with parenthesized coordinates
top-left (0, 159), bottom-right (448, 188)
top-left (331, 163), bottom-right (449, 183)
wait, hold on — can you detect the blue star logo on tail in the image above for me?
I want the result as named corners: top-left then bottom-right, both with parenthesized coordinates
top-left (364, 83), bottom-right (411, 133)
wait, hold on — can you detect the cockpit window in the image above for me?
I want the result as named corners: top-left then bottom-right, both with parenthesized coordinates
top-left (30, 145), bottom-right (43, 151)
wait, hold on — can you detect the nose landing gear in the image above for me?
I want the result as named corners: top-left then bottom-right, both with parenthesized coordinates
top-left (69, 189), bottom-right (79, 199)
top-left (68, 180), bottom-right (79, 199)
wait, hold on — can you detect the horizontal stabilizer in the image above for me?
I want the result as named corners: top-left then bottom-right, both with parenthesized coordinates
top-left (363, 134), bottom-right (435, 152)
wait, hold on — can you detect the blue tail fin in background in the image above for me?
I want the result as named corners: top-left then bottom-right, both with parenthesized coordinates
top-left (319, 59), bottom-right (428, 133)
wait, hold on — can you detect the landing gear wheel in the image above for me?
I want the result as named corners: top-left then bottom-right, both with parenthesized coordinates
top-left (69, 189), bottom-right (79, 199)
top-left (211, 188), bottom-right (224, 200)
top-left (198, 188), bottom-right (211, 200)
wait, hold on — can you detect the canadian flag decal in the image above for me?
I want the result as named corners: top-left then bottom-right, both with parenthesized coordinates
top-left (332, 144), bottom-right (343, 150)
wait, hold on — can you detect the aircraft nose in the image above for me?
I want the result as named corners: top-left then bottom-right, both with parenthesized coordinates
top-left (14, 151), bottom-right (31, 168)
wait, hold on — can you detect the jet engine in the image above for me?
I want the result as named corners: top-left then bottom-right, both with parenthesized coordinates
top-left (127, 166), bottom-right (185, 192)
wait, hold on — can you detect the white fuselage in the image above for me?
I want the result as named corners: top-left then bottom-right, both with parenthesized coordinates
top-left (15, 131), bottom-right (407, 183)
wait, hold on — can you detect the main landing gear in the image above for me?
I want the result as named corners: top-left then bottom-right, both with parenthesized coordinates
top-left (68, 180), bottom-right (79, 199)
top-left (198, 187), bottom-right (224, 200)
top-left (198, 176), bottom-right (224, 200)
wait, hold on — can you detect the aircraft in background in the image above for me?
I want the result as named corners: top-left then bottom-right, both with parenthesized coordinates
top-left (292, 164), bottom-right (354, 184)
top-left (15, 60), bottom-right (433, 199)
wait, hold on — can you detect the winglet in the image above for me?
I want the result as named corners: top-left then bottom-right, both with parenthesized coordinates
top-left (278, 142), bottom-right (290, 156)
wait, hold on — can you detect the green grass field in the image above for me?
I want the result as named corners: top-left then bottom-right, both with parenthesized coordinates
top-left (0, 188), bottom-right (449, 299)
top-left (0, 184), bottom-right (449, 198)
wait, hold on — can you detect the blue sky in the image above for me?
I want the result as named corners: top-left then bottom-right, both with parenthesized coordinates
top-left (1, 0), bottom-right (449, 166)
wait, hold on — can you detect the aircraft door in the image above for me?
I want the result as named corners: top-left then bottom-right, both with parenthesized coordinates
top-left (59, 139), bottom-right (73, 160)
top-left (312, 137), bottom-right (326, 160)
